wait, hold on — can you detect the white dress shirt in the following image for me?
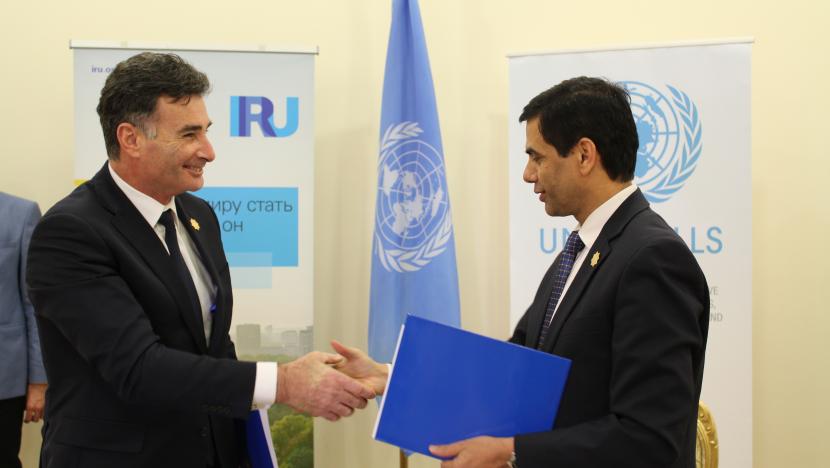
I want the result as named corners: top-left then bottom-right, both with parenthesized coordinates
top-left (548, 184), bottom-right (639, 321)
top-left (108, 164), bottom-right (276, 409)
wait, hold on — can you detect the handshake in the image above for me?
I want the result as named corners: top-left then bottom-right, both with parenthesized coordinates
top-left (272, 339), bottom-right (517, 467)
top-left (275, 341), bottom-right (389, 421)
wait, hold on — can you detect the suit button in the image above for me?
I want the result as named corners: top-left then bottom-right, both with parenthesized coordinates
top-left (200, 427), bottom-right (209, 438)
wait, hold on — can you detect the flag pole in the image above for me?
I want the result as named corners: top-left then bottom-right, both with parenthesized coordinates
top-left (399, 449), bottom-right (408, 468)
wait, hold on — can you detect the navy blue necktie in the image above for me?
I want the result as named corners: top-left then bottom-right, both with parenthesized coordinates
top-left (537, 231), bottom-right (584, 349)
top-left (158, 209), bottom-right (202, 324)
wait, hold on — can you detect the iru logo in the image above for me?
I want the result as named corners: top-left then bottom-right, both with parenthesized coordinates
top-left (620, 82), bottom-right (703, 203)
top-left (230, 96), bottom-right (299, 137)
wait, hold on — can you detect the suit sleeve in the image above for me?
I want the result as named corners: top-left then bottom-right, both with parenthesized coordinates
top-left (27, 211), bottom-right (256, 419)
top-left (20, 201), bottom-right (46, 384)
top-left (508, 309), bottom-right (529, 345)
top-left (515, 239), bottom-right (708, 468)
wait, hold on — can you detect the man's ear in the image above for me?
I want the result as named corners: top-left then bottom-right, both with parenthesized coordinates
top-left (574, 137), bottom-right (600, 176)
top-left (116, 122), bottom-right (142, 159)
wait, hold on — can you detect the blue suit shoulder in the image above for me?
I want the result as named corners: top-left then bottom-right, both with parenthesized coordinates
top-left (0, 191), bottom-right (39, 217)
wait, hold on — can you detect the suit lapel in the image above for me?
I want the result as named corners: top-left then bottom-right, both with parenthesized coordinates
top-left (89, 165), bottom-right (208, 353)
top-left (175, 199), bottom-right (226, 355)
top-left (538, 239), bottom-right (610, 350)
top-left (538, 189), bottom-right (650, 351)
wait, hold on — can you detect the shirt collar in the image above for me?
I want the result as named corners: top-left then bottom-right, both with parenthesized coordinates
top-left (574, 184), bottom-right (638, 246)
top-left (108, 163), bottom-right (176, 227)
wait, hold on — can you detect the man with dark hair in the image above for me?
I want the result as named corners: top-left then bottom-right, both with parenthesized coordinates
top-left (96, 52), bottom-right (213, 160)
top-left (517, 76), bottom-right (639, 183)
top-left (336, 77), bottom-right (709, 468)
top-left (27, 52), bottom-right (373, 468)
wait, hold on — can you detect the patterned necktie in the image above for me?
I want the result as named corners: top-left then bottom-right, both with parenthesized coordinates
top-left (537, 230), bottom-right (585, 349)
top-left (158, 209), bottom-right (202, 324)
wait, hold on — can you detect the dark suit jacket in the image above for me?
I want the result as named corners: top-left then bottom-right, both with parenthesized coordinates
top-left (509, 189), bottom-right (709, 468)
top-left (27, 165), bottom-right (257, 468)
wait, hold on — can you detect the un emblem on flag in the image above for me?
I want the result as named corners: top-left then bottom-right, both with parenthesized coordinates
top-left (621, 81), bottom-right (703, 203)
top-left (375, 122), bottom-right (453, 273)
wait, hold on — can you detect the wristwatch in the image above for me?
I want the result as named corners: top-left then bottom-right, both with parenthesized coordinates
top-left (507, 451), bottom-right (518, 468)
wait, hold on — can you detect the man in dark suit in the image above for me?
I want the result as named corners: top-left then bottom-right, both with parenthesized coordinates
top-left (0, 192), bottom-right (46, 468)
top-left (26, 52), bottom-right (373, 468)
top-left (334, 77), bottom-right (709, 468)
top-left (432, 77), bottom-right (709, 467)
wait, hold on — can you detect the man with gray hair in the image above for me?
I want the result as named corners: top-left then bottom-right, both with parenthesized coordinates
top-left (27, 52), bottom-right (373, 468)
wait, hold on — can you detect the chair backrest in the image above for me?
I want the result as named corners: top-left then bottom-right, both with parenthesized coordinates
top-left (695, 401), bottom-right (719, 468)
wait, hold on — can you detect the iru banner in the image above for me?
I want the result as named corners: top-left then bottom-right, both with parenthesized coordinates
top-left (73, 43), bottom-right (317, 466)
top-left (508, 40), bottom-right (751, 467)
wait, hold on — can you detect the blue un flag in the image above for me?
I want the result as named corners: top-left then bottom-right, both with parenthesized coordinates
top-left (369, 0), bottom-right (461, 365)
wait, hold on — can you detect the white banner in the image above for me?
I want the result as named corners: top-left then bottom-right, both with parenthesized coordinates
top-left (508, 40), bottom-right (752, 467)
top-left (73, 43), bottom-right (316, 464)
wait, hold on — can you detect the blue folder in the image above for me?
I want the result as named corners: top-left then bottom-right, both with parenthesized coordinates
top-left (373, 315), bottom-right (571, 458)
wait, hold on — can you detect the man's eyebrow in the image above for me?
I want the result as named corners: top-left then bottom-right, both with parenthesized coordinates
top-left (178, 121), bottom-right (212, 134)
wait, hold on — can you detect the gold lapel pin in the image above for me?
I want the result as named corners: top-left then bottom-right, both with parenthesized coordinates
top-left (190, 218), bottom-right (200, 231)
top-left (590, 251), bottom-right (600, 267)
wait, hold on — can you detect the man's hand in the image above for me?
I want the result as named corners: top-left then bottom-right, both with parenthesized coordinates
top-left (330, 340), bottom-right (389, 396)
top-left (429, 436), bottom-right (514, 468)
top-left (276, 351), bottom-right (374, 422)
top-left (24, 383), bottom-right (46, 423)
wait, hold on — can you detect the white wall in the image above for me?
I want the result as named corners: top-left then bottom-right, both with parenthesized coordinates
top-left (4, 0), bottom-right (829, 466)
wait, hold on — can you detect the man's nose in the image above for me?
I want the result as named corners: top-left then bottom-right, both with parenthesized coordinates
top-left (198, 134), bottom-right (216, 162)
top-left (523, 159), bottom-right (536, 183)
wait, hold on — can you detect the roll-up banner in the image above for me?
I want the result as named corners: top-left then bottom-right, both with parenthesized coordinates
top-left (508, 39), bottom-right (752, 467)
top-left (72, 41), bottom-right (316, 466)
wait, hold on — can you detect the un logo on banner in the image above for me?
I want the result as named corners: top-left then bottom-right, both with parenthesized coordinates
top-left (375, 122), bottom-right (453, 273)
top-left (621, 82), bottom-right (703, 203)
